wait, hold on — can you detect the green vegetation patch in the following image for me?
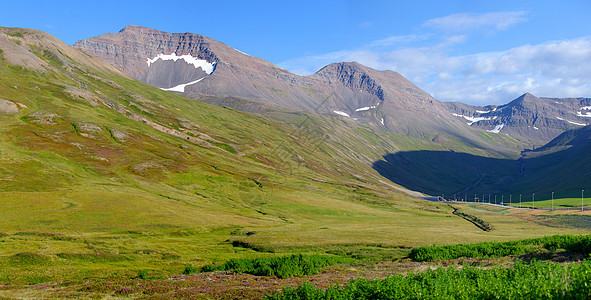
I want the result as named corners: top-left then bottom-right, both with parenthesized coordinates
top-left (409, 234), bottom-right (591, 262)
top-left (267, 260), bottom-right (591, 299)
top-left (9, 252), bottom-right (50, 265)
top-left (192, 254), bottom-right (351, 278)
top-left (410, 241), bottom-right (533, 262)
top-left (324, 244), bottom-right (410, 261)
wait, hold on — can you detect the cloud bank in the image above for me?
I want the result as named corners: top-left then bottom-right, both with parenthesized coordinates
top-left (423, 11), bottom-right (528, 33)
top-left (279, 11), bottom-right (591, 105)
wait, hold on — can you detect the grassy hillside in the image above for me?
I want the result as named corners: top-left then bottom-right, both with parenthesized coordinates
top-left (505, 126), bottom-right (591, 196)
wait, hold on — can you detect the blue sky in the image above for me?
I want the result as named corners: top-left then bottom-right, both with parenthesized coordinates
top-left (2, 0), bottom-right (591, 105)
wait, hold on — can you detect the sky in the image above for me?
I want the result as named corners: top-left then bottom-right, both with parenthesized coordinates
top-left (2, 0), bottom-right (591, 105)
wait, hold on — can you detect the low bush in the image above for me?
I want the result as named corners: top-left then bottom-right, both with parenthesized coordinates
top-left (533, 234), bottom-right (591, 254)
top-left (133, 269), bottom-right (164, 280)
top-left (409, 241), bottom-right (532, 262)
top-left (182, 265), bottom-right (200, 275)
top-left (200, 254), bottom-right (349, 278)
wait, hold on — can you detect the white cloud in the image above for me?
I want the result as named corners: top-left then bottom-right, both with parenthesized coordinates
top-left (367, 34), bottom-right (427, 47)
top-left (280, 37), bottom-right (591, 105)
top-left (423, 11), bottom-right (528, 33)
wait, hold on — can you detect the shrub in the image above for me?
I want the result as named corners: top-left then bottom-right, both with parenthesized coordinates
top-left (182, 265), bottom-right (200, 275)
top-left (133, 269), bottom-right (163, 280)
top-left (135, 270), bottom-right (149, 279)
top-left (200, 254), bottom-right (349, 278)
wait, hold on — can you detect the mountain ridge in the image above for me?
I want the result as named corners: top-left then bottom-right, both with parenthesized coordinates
top-left (75, 25), bottom-right (520, 156)
top-left (73, 26), bottom-right (590, 151)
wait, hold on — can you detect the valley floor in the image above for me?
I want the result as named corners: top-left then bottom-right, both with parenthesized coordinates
top-left (0, 203), bottom-right (590, 299)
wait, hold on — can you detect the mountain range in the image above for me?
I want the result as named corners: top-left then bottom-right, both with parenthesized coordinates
top-left (74, 26), bottom-right (590, 151)
top-left (73, 26), bottom-right (464, 137)
top-left (445, 93), bottom-right (591, 146)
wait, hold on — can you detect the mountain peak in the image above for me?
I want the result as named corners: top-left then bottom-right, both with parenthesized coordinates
top-left (315, 61), bottom-right (381, 76)
top-left (523, 92), bottom-right (537, 98)
top-left (516, 92), bottom-right (538, 101)
top-left (119, 25), bottom-right (144, 32)
top-left (118, 25), bottom-right (203, 37)
top-left (510, 92), bottom-right (541, 108)
top-left (319, 61), bottom-right (365, 70)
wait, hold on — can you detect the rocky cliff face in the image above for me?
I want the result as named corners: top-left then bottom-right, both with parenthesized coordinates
top-left (313, 62), bottom-right (385, 101)
top-left (74, 25), bottom-right (317, 110)
top-left (444, 93), bottom-right (591, 146)
top-left (73, 26), bottom-right (218, 91)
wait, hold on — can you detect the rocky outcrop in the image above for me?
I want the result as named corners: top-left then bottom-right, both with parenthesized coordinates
top-left (313, 62), bottom-right (385, 100)
top-left (0, 99), bottom-right (19, 115)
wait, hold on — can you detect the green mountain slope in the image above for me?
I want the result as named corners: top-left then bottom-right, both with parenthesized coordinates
top-left (507, 126), bottom-right (591, 196)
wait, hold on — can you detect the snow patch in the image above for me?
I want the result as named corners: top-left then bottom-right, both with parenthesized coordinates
top-left (355, 106), bottom-right (377, 112)
top-left (577, 111), bottom-right (591, 118)
top-left (582, 106), bottom-right (591, 110)
top-left (147, 53), bottom-right (216, 74)
top-left (491, 105), bottom-right (507, 112)
top-left (534, 126), bottom-right (539, 130)
top-left (476, 110), bottom-right (490, 114)
top-left (487, 123), bottom-right (505, 133)
top-left (333, 110), bottom-right (351, 118)
top-left (557, 116), bottom-right (586, 126)
top-left (161, 78), bottom-right (205, 93)
top-left (380, 118), bottom-right (384, 126)
top-left (451, 113), bottom-right (493, 125)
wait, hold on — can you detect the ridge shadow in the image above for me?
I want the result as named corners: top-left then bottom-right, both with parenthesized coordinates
top-left (372, 150), bottom-right (521, 196)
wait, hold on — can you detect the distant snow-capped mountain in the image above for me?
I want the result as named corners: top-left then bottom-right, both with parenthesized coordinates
top-left (444, 93), bottom-right (591, 146)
